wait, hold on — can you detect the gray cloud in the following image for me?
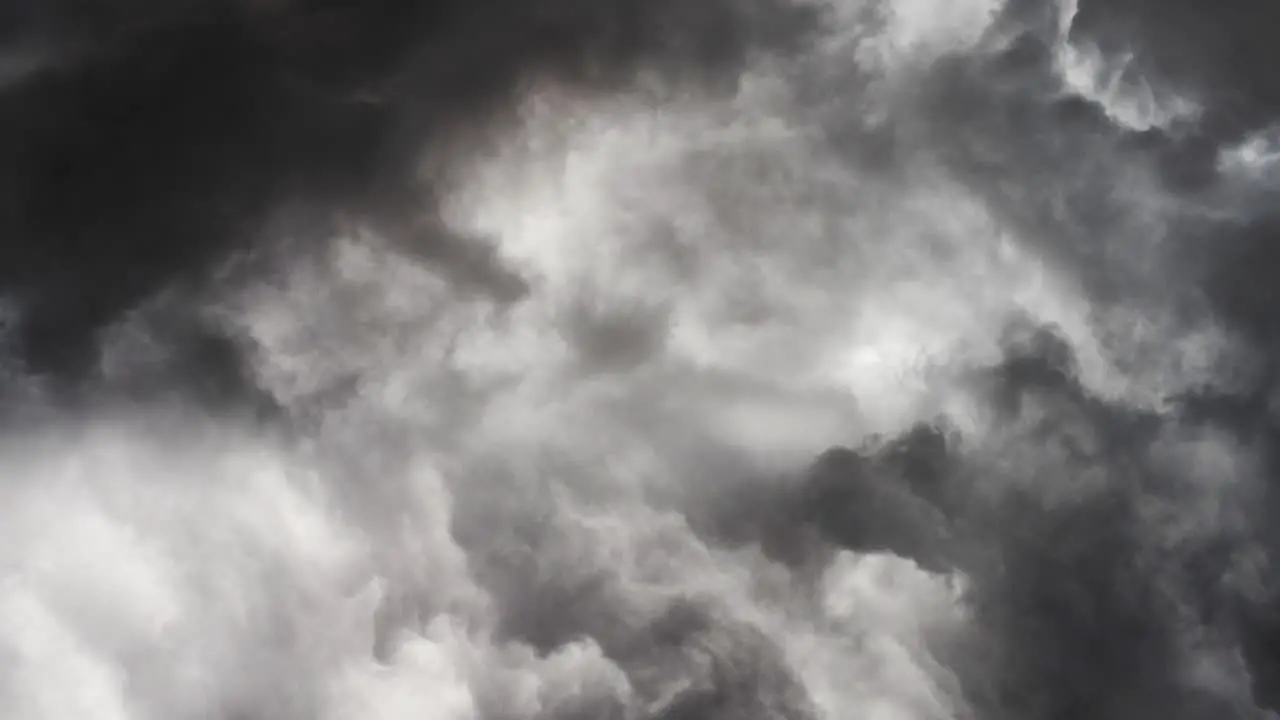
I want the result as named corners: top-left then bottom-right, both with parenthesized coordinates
top-left (2, 1), bottom-right (1280, 719)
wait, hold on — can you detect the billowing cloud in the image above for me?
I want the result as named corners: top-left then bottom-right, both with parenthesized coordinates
top-left (1, 1), bottom-right (1280, 719)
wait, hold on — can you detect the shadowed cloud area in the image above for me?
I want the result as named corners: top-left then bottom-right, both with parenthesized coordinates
top-left (2, 1), bottom-right (1280, 719)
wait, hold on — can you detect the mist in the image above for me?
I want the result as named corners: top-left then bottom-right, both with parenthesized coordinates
top-left (1, 1), bottom-right (1279, 718)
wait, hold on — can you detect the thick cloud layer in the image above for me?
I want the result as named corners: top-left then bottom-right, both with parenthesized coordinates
top-left (2, 1), bottom-right (1280, 719)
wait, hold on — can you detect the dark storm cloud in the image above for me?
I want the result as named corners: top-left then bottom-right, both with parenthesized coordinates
top-left (625, 1), bottom-right (1280, 716)
top-left (0, 0), bottom-right (820, 386)
top-left (1069, 0), bottom-right (1280, 140)
top-left (901, 0), bottom-right (1280, 370)
top-left (7, 1), bottom-right (1280, 719)
top-left (771, 3), bottom-right (1280, 715)
top-left (777, 321), bottom-right (1268, 719)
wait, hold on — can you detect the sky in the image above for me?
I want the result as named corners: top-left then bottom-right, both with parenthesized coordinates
top-left (1, 1), bottom-right (1280, 719)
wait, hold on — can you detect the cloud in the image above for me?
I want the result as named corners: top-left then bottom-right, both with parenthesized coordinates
top-left (3, 1), bottom-right (1280, 719)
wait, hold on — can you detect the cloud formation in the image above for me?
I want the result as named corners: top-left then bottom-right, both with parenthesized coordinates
top-left (2, 1), bottom-right (1280, 719)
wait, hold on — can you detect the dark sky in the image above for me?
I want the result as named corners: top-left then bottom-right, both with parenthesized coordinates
top-left (4, 2), bottom-right (1280, 719)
